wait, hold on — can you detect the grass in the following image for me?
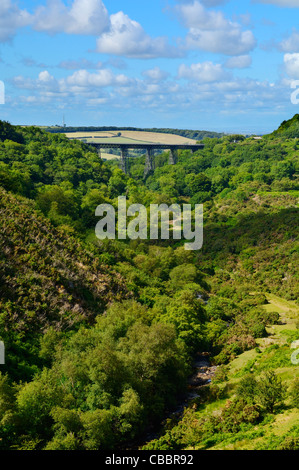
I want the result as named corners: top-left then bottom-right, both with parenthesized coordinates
top-left (229, 294), bottom-right (298, 375)
top-left (141, 292), bottom-right (298, 451)
top-left (100, 152), bottom-right (120, 161)
top-left (62, 130), bottom-right (197, 145)
top-left (213, 409), bottom-right (299, 450)
top-left (204, 293), bottom-right (299, 450)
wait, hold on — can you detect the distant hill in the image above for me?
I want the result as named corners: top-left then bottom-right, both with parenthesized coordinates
top-left (270, 114), bottom-right (299, 138)
top-left (45, 126), bottom-right (224, 141)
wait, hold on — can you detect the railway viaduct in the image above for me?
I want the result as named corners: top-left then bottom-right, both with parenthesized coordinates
top-left (86, 142), bottom-right (204, 177)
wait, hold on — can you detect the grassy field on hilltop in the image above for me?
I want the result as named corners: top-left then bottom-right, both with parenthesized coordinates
top-left (63, 129), bottom-right (198, 145)
top-left (46, 126), bottom-right (223, 141)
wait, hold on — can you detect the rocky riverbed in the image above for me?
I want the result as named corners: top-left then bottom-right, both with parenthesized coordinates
top-left (127, 353), bottom-right (217, 449)
top-left (171, 352), bottom-right (217, 414)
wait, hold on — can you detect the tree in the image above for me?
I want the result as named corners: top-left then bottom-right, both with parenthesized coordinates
top-left (185, 173), bottom-right (212, 196)
top-left (257, 370), bottom-right (285, 413)
top-left (288, 378), bottom-right (299, 409)
top-left (81, 189), bottom-right (110, 227)
top-left (36, 185), bottom-right (79, 219)
top-left (169, 263), bottom-right (199, 287)
top-left (108, 168), bottom-right (127, 197)
top-left (236, 374), bottom-right (259, 403)
top-left (0, 121), bottom-right (24, 144)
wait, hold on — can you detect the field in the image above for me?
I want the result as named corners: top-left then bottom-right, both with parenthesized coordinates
top-left (63, 130), bottom-right (198, 161)
top-left (100, 153), bottom-right (121, 161)
top-left (63, 130), bottom-right (198, 145)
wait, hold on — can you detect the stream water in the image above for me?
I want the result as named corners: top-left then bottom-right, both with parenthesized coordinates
top-left (125, 353), bottom-right (217, 450)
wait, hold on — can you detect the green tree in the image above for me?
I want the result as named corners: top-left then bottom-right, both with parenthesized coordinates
top-left (257, 370), bottom-right (285, 413)
top-left (108, 168), bottom-right (127, 197)
top-left (185, 173), bottom-right (212, 196)
top-left (236, 374), bottom-right (259, 403)
top-left (288, 378), bottom-right (299, 409)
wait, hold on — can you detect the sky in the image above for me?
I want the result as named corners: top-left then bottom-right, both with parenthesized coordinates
top-left (2, 0), bottom-right (299, 133)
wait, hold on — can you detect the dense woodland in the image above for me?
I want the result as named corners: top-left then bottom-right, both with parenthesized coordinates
top-left (0, 116), bottom-right (298, 450)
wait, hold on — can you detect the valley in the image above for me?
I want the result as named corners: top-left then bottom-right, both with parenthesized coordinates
top-left (0, 117), bottom-right (298, 451)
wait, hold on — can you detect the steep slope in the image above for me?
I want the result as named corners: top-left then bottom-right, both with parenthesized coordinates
top-left (271, 113), bottom-right (299, 138)
top-left (0, 188), bottom-right (129, 379)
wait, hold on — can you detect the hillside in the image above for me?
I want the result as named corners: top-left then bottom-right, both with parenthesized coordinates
top-left (271, 114), bottom-right (299, 138)
top-left (143, 293), bottom-right (299, 451)
top-left (0, 117), bottom-right (298, 451)
top-left (0, 187), bottom-right (129, 380)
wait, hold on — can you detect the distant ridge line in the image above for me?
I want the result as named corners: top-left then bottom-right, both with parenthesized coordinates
top-left (45, 126), bottom-right (224, 140)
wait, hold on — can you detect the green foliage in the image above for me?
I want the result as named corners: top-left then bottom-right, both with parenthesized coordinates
top-left (236, 374), bottom-right (259, 403)
top-left (0, 300), bottom-right (189, 449)
top-left (257, 370), bottom-right (286, 413)
top-left (236, 370), bottom-right (285, 413)
top-left (0, 121), bottom-right (24, 144)
top-left (0, 119), bottom-right (298, 450)
top-left (289, 378), bottom-right (299, 408)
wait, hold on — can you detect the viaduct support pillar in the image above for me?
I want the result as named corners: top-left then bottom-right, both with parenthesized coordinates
top-left (144, 148), bottom-right (155, 178)
top-left (121, 147), bottom-right (129, 174)
top-left (169, 148), bottom-right (178, 165)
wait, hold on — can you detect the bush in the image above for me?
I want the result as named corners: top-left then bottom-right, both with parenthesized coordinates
top-left (289, 378), bottom-right (299, 408)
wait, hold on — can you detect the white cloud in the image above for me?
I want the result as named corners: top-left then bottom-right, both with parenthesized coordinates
top-left (178, 61), bottom-right (230, 82)
top-left (13, 70), bottom-right (59, 92)
top-left (142, 67), bottom-right (170, 82)
top-left (63, 69), bottom-right (132, 88)
top-left (280, 30), bottom-right (299, 52)
top-left (185, 28), bottom-right (256, 55)
top-left (177, 1), bottom-right (228, 29)
top-left (0, 0), bottom-right (31, 42)
top-left (224, 55), bottom-right (252, 69)
top-left (33, 0), bottom-right (110, 35)
top-left (96, 11), bottom-right (182, 58)
top-left (284, 53), bottom-right (299, 78)
top-left (38, 71), bottom-right (54, 83)
top-left (11, 64), bottom-right (290, 124)
top-left (201, 0), bottom-right (229, 5)
top-left (13, 69), bottom-right (134, 96)
top-left (58, 59), bottom-right (104, 70)
top-left (176, 1), bottom-right (256, 55)
top-left (174, 0), bottom-right (228, 6)
top-left (253, 0), bottom-right (299, 6)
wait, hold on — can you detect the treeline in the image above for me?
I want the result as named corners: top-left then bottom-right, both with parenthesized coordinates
top-left (45, 125), bottom-right (224, 141)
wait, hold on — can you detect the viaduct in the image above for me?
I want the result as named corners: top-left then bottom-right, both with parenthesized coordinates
top-left (86, 142), bottom-right (205, 178)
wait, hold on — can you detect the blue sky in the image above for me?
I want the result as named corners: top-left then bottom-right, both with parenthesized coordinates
top-left (1, 0), bottom-right (299, 133)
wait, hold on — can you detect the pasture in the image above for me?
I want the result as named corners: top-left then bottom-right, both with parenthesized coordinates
top-left (63, 130), bottom-right (197, 145)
